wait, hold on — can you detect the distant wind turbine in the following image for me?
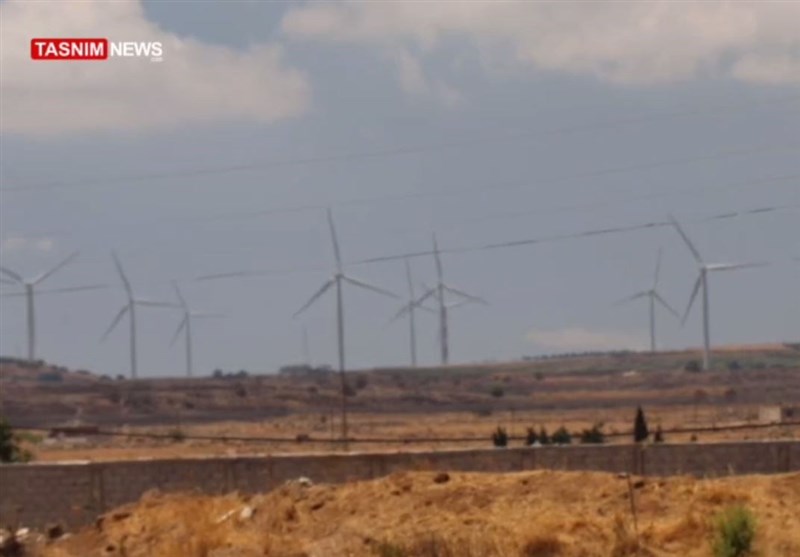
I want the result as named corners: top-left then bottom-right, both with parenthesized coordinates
top-left (614, 248), bottom-right (680, 353)
top-left (388, 257), bottom-right (436, 367)
top-left (0, 252), bottom-right (105, 361)
top-left (169, 281), bottom-right (224, 378)
top-left (669, 215), bottom-right (767, 370)
top-left (414, 234), bottom-right (487, 366)
top-left (293, 208), bottom-right (398, 443)
top-left (101, 253), bottom-right (175, 379)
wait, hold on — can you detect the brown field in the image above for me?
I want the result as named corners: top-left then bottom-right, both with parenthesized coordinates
top-left (36, 469), bottom-right (800, 557)
top-left (2, 345), bottom-right (799, 461)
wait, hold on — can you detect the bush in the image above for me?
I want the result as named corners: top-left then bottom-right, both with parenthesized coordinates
top-left (525, 427), bottom-right (538, 446)
top-left (579, 423), bottom-right (605, 444)
top-left (727, 360), bottom-right (742, 371)
top-left (538, 427), bottom-right (551, 445)
top-left (634, 406), bottom-right (649, 443)
top-left (36, 371), bottom-right (63, 383)
top-left (490, 385), bottom-right (504, 398)
top-left (684, 360), bottom-right (701, 373)
top-left (491, 426), bottom-right (508, 447)
top-left (551, 426), bottom-right (572, 445)
top-left (654, 425), bottom-right (664, 443)
top-left (355, 375), bottom-right (369, 390)
top-left (713, 506), bottom-right (756, 557)
top-left (0, 418), bottom-right (31, 463)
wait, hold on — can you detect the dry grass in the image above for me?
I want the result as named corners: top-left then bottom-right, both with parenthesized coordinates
top-left (39, 470), bottom-right (800, 557)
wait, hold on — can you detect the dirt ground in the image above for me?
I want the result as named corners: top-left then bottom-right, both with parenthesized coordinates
top-left (36, 470), bottom-right (800, 557)
top-left (27, 402), bottom-right (799, 462)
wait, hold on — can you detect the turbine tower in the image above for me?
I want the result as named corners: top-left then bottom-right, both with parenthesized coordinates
top-left (388, 257), bottom-right (435, 367)
top-left (614, 248), bottom-right (680, 353)
top-left (293, 208), bottom-right (398, 443)
top-left (414, 234), bottom-right (487, 366)
top-left (101, 253), bottom-right (175, 379)
top-left (669, 216), bottom-right (766, 371)
top-left (169, 281), bottom-right (223, 378)
top-left (0, 252), bottom-right (104, 361)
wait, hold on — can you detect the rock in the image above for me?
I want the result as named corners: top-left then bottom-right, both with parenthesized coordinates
top-left (239, 506), bottom-right (254, 521)
top-left (433, 472), bottom-right (450, 484)
top-left (46, 523), bottom-right (65, 541)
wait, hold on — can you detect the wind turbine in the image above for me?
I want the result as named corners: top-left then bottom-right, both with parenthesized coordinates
top-left (387, 257), bottom-right (436, 367)
top-left (169, 281), bottom-right (224, 378)
top-left (414, 234), bottom-right (487, 366)
top-left (0, 252), bottom-right (105, 361)
top-left (614, 248), bottom-right (680, 353)
top-left (101, 253), bottom-right (175, 379)
top-left (669, 215), bottom-right (767, 370)
top-left (293, 208), bottom-right (398, 443)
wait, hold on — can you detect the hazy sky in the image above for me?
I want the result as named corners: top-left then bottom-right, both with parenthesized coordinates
top-left (1, 1), bottom-right (798, 378)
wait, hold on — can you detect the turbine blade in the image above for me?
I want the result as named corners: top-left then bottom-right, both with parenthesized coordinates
top-left (388, 303), bottom-right (411, 325)
top-left (654, 291), bottom-right (680, 319)
top-left (172, 280), bottom-right (188, 308)
top-left (0, 267), bottom-right (24, 284)
top-left (293, 279), bottom-right (335, 318)
top-left (327, 208), bottom-right (342, 270)
top-left (190, 312), bottom-right (225, 318)
top-left (0, 277), bottom-right (17, 285)
top-left (432, 233), bottom-right (443, 280)
top-left (413, 286), bottom-right (437, 307)
top-left (342, 275), bottom-right (399, 299)
top-left (706, 261), bottom-right (769, 272)
top-left (134, 299), bottom-right (178, 308)
top-left (653, 247), bottom-right (663, 289)
top-left (31, 284), bottom-right (108, 295)
top-left (101, 305), bottom-right (129, 341)
top-left (32, 251), bottom-right (79, 285)
top-left (112, 252), bottom-right (133, 296)
top-left (668, 215), bottom-right (703, 264)
top-left (169, 316), bottom-right (187, 348)
top-left (404, 257), bottom-right (415, 298)
top-left (443, 284), bottom-right (488, 305)
top-left (612, 291), bottom-right (649, 307)
top-left (682, 273), bottom-right (703, 326)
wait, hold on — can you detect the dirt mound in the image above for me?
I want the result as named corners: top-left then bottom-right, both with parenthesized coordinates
top-left (41, 470), bottom-right (800, 557)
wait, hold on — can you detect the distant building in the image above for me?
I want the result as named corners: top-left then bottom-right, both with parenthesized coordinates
top-left (759, 405), bottom-right (798, 424)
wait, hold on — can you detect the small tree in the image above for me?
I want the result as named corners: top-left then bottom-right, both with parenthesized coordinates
top-left (579, 423), bottom-right (605, 444)
top-left (552, 426), bottom-right (572, 445)
top-left (654, 425), bottom-right (665, 443)
top-left (490, 385), bottom-right (505, 398)
top-left (634, 406), bottom-right (649, 443)
top-left (539, 426), bottom-right (551, 445)
top-left (713, 506), bottom-right (756, 557)
top-left (0, 418), bottom-right (29, 463)
top-left (525, 427), bottom-right (539, 446)
top-left (492, 426), bottom-right (508, 447)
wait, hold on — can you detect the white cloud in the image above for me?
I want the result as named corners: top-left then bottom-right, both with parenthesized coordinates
top-left (0, 0), bottom-right (311, 137)
top-left (1, 236), bottom-right (54, 254)
top-left (526, 327), bottom-right (646, 352)
top-left (282, 1), bottom-right (800, 88)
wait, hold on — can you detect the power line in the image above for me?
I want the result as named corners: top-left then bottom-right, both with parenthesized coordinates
top-left (3, 95), bottom-right (798, 194)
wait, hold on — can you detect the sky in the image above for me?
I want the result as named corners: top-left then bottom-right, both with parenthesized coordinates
top-left (0, 0), bottom-right (798, 378)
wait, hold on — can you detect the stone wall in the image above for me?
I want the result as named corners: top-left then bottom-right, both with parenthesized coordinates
top-left (1, 441), bottom-right (796, 529)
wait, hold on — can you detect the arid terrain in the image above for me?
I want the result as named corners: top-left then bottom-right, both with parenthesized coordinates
top-left (2, 345), bottom-right (799, 460)
top-left (32, 469), bottom-right (800, 557)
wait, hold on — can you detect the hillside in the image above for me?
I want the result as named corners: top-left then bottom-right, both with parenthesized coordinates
top-left (38, 470), bottom-right (800, 556)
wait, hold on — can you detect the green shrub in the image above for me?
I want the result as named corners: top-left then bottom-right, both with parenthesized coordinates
top-left (713, 506), bottom-right (756, 557)
top-left (0, 418), bottom-right (32, 463)
top-left (579, 423), bottom-right (605, 444)
top-left (634, 406), bottom-right (649, 443)
top-left (684, 360), bottom-right (701, 373)
top-left (492, 426), bottom-right (508, 447)
top-left (525, 427), bottom-right (538, 446)
top-left (538, 427), bottom-right (551, 445)
top-left (490, 385), bottom-right (504, 398)
top-left (551, 426), bottom-right (572, 445)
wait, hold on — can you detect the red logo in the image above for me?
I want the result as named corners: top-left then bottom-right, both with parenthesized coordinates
top-left (31, 38), bottom-right (108, 60)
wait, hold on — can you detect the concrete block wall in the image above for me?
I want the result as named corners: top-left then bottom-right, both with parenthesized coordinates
top-left (1, 441), bottom-right (797, 530)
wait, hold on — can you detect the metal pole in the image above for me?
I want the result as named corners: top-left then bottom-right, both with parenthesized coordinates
top-left (335, 275), bottom-right (348, 447)
top-left (185, 313), bottom-right (193, 378)
top-left (130, 301), bottom-right (137, 379)
top-left (649, 292), bottom-right (656, 353)
top-left (409, 302), bottom-right (417, 367)
top-left (701, 269), bottom-right (710, 371)
top-left (25, 284), bottom-right (35, 362)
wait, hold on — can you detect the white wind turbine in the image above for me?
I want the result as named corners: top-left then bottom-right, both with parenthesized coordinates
top-left (0, 252), bottom-right (106, 361)
top-left (614, 248), bottom-right (680, 353)
top-left (293, 208), bottom-right (399, 442)
top-left (387, 257), bottom-right (436, 367)
top-left (413, 234), bottom-right (487, 366)
top-left (101, 253), bottom-right (176, 379)
top-left (169, 281), bottom-right (224, 378)
top-left (670, 216), bottom-right (767, 371)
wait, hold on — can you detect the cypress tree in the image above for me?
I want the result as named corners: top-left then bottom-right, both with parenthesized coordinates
top-left (634, 406), bottom-right (649, 443)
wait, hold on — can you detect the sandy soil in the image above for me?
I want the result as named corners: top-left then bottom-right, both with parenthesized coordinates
top-left (38, 470), bottom-right (800, 557)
